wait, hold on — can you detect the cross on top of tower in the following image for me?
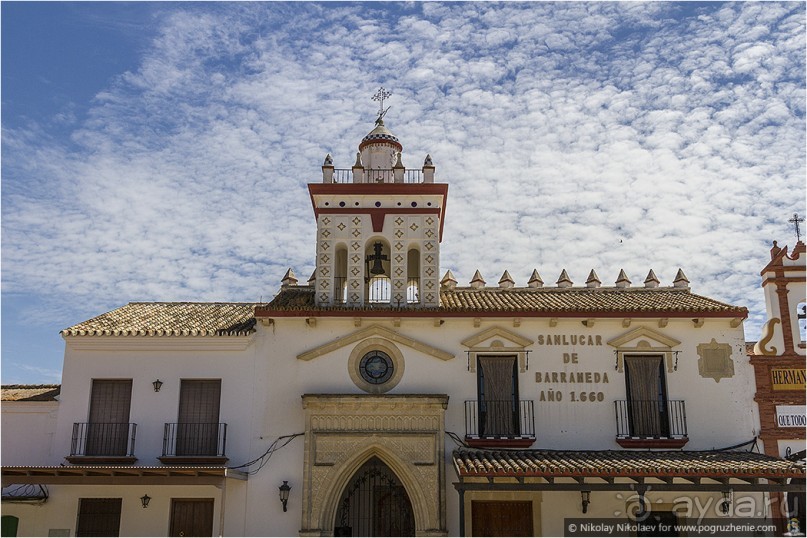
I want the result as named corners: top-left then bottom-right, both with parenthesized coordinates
top-left (372, 87), bottom-right (392, 122)
top-left (789, 213), bottom-right (804, 243)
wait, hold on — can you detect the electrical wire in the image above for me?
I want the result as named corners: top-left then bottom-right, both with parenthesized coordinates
top-left (228, 432), bottom-right (304, 475)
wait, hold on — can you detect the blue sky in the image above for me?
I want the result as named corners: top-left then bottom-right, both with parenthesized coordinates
top-left (2, 2), bottom-right (805, 384)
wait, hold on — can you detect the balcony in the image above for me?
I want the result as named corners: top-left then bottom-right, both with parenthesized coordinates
top-left (464, 400), bottom-right (535, 448)
top-left (159, 423), bottom-right (228, 464)
top-left (331, 168), bottom-right (425, 184)
top-left (614, 399), bottom-right (688, 448)
top-left (67, 422), bottom-right (137, 464)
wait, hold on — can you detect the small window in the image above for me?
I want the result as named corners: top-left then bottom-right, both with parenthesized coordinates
top-left (76, 498), bottom-right (122, 537)
top-left (797, 302), bottom-right (806, 343)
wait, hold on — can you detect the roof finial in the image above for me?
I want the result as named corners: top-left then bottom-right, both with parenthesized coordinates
top-left (789, 213), bottom-right (804, 243)
top-left (372, 87), bottom-right (392, 124)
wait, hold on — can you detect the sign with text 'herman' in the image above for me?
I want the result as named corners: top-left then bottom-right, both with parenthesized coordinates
top-left (770, 368), bottom-right (806, 390)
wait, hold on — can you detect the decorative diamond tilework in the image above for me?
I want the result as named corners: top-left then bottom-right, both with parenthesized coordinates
top-left (394, 279), bottom-right (404, 288)
top-left (352, 217), bottom-right (361, 226)
top-left (321, 229), bottom-right (331, 238)
top-left (320, 242), bottom-right (330, 251)
top-left (350, 280), bottom-right (360, 289)
top-left (394, 293), bottom-right (405, 303)
top-left (351, 254), bottom-right (360, 263)
top-left (322, 217), bottom-right (331, 226)
top-left (395, 254), bottom-right (404, 264)
top-left (425, 254), bottom-right (434, 264)
top-left (426, 293), bottom-right (436, 303)
top-left (395, 267), bottom-right (404, 277)
top-left (425, 242), bottom-right (435, 250)
top-left (337, 223), bottom-right (346, 231)
top-left (319, 267), bottom-right (330, 276)
top-left (426, 217), bottom-right (434, 226)
top-left (425, 267), bottom-right (435, 276)
top-left (350, 293), bottom-right (360, 302)
top-left (395, 241), bottom-right (404, 251)
top-left (395, 230), bottom-right (404, 238)
top-left (320, 280), bottom-right (329, 289)
top-left (320, 254), bottom-right (330, 264)
top-left (425, 280), bottom-right (435, 289)
top-left (395, 217), bottom-right (404, 226)
top-left (320, 293), bottom-right (329, 302)
top-left (351, 242), bottom-right (361, 251)
top-left (410, 223), bottom-right (419, 231)
top-left (425, 229), bottom-right (434, 238)
top-left (351, 267), bottom-right (360, 276)
top-left (352, 229), bottom-right (361, 237)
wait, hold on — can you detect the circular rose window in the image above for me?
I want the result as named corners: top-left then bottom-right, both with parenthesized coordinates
top-left (359, 350), bottom-right (394, 385)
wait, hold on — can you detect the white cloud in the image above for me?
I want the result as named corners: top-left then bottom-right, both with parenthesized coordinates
top-left (2, 3), bottom-right (805, 382)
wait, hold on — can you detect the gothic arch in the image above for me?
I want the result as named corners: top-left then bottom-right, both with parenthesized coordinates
top-left (318, 444), bottom-right (430, 534)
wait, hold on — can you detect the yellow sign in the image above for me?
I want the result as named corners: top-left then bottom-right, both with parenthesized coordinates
top-left (771, 368), bottom-right (806, 390)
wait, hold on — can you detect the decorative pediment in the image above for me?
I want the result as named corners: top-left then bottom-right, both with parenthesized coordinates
top-left (297, 324), bottom-right (454, 362)
top-left (461, 326), bottom-right (533, 350)
top-left (461, 326), bottom-right (533, 373)
top-left (607, 326), bottom-right (681, 350)
top-left (608, 326), bottom-right (681, 373)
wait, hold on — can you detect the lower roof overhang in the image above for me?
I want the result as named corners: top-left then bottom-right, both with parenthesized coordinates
top-left (452, 449), bottom-right (806, 493)
top-left (2, 466), bottom-right (247, 487)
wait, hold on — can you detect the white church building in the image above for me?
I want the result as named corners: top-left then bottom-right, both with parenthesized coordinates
top-left (2, 99), bottom-right (804, 537)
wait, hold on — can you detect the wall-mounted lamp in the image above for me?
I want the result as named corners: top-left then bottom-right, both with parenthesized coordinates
top-left (152, 379), bottom-right (163, 392)
top-left (581, 490), bottom-right (591, 514)
top-left (720, 491), bottom-right (731, 514)
top-left (279, 481), bottom-right (291, 512)
top-left (140, 494), bottom-right (151, 509)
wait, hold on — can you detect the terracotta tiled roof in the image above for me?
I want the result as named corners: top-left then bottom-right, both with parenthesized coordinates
top-left (261, 286), bottom-right (747, 316)
top-left (61, 303), bottom-right (258, 337)
top-left (452, 449), bottom-right (805, 480)
top-left (1, 385), bottom-right (61, 402)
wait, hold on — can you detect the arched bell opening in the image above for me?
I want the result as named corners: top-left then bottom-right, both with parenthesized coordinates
top-left (335, 245), bottom-right (348, 304)
top-left (365, 239), bottom-right (391, 304)
top-left (334, 456), bottom-right (415, 537)
top-left (406, 247), bottom-right (420, 304)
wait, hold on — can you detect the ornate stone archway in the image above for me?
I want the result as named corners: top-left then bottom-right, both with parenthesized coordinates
top-left (300, 394), bottom-right (448, 537)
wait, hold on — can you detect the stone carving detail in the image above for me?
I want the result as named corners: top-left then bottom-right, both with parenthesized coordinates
top-left (302, 395), bottom-right (447, 534)
top-left (697, 339), bottom-right (734, 382)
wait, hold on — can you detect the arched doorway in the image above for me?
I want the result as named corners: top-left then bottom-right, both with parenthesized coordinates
top-left (334, 457), bottom-right (415, 537)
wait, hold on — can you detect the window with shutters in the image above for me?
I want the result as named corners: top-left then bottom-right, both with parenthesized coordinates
top-left (615, 355), bottom-right (688, 448)
top-left (68, 380), bottom-right (135, 463)
top-left (161, 380), bottom-right (227, 462)
top-left (465, 355), bottom-right (535, 448)
top-left (75, 498), bottom-right (122, 537)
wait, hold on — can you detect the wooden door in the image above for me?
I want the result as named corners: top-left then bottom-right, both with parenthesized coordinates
top-left (471, 501), bottom-right (533, 537)
top-left (170, 499), bottom-right (214, 537)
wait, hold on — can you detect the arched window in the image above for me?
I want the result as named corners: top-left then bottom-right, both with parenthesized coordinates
top-left (406, 248), bottom-right (420, 304)
top-left (797, 302), bottom-right (806, 343)
top-left (335, 245), bottom-right (348, 304)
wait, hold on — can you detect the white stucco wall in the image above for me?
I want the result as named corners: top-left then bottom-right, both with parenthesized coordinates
top-left (1, 401), bottom-right (59, 466)
top-left (7, 309), bottom-right (758, 536)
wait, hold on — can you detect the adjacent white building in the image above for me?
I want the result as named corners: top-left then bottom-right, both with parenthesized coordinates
top-left (2, 106), bottom-right (804, 537)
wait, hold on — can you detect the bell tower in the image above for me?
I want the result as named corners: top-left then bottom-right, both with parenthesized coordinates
top-left (309, 89), bottom-right (448, 308)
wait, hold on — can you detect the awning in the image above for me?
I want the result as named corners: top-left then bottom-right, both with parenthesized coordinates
top-left (2, 466), bottom-right (247, 487)
top-left (452, 448), bottom-right (806, 492)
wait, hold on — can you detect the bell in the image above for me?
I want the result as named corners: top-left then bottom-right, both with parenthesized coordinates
top-left (369, 258), bottom-right (385, 275)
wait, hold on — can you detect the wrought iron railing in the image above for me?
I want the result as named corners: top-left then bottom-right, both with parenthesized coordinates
top-left (614, 399), bottom-right (687, 438)
top-left (368, 276), bottom-right (391, 303)
top-left (406, 277), bottom-right (419, 304)
top-left (71, 422), bottom-right (137, 457)
top-left (465, 400), bottom-right (535, 439)
top-left (332, 169), bottom-right (423, 184)
top-left (333, 277), bottom-right (347, 304)
top-left (162, 423), bottom-right (227, 457)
